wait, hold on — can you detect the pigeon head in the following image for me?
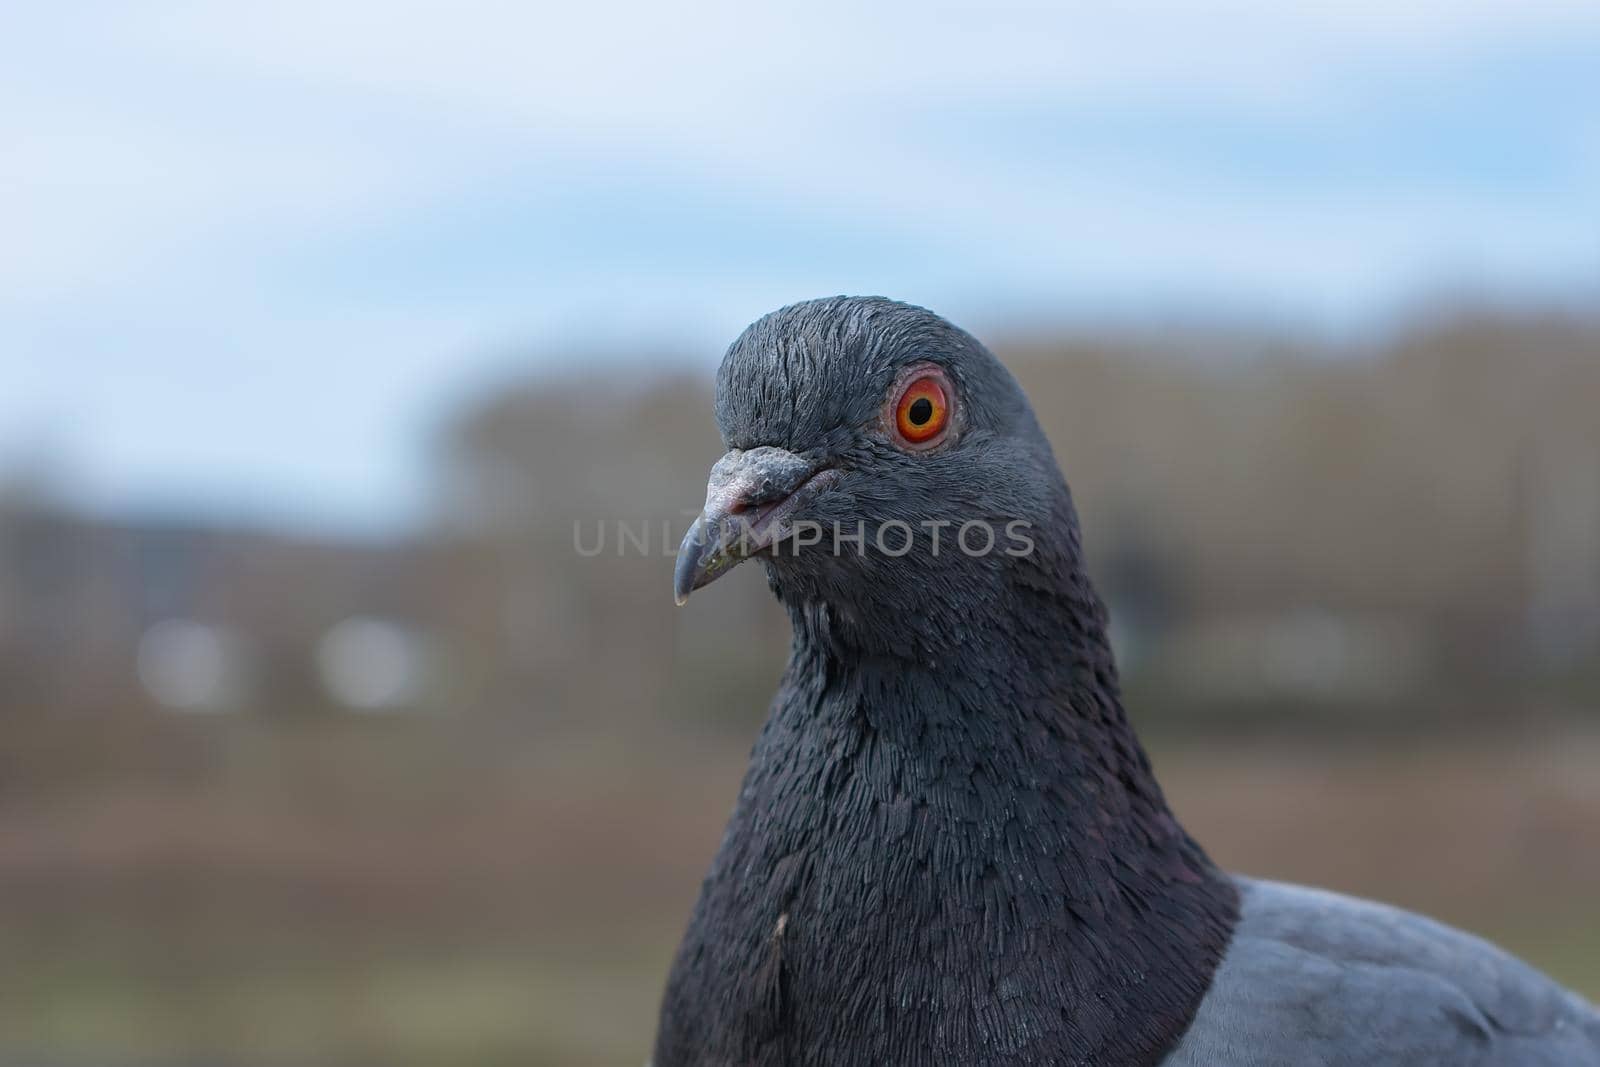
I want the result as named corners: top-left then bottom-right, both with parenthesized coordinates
top-left (675, 296), bottom-right (1082, 657)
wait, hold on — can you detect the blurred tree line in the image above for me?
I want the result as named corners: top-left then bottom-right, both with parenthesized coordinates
top-left (2, 307), bottom-right (1597, 765)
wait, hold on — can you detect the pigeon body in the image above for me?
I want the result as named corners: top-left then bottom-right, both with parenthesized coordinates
top-left (655, 297), bottom-right (1600, 1067)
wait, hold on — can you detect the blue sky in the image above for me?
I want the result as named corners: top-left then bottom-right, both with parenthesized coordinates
top-left (2, 2), bottom-right (1597, 533)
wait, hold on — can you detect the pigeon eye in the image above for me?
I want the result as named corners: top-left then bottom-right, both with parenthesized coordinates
top-left (893, 373), bottom-right (951, 446)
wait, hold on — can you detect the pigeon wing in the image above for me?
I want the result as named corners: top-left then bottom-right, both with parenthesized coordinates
top-left (1163, 878), bottom-right (1600, 1067)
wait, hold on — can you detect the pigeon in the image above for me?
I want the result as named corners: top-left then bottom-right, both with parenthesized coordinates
top-left (656, 296), bottom-right (1600, 1067)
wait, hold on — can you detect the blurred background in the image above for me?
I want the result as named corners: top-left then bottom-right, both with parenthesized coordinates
top-left (3, 3), bottom-right (1599, 1064)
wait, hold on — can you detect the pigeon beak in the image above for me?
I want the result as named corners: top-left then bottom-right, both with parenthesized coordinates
top-left (674, 446), bottom-right (835, 605)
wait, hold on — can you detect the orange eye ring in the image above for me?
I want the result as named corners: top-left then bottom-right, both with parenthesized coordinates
top-left (894, 374), bottom-right (950, 445)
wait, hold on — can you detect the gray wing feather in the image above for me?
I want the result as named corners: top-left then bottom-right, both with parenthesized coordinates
top-left (1163, 877), bottom-right (1600, 1066)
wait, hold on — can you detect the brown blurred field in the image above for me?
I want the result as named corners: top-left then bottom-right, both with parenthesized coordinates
top-left (2, 309), bottom-right (1598, 1065)
top-left (1, 726), bottom-right (1598, 1066)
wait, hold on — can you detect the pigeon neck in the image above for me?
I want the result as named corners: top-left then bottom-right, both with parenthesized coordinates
top-left (656, 520), bottom-right (1240, 1066)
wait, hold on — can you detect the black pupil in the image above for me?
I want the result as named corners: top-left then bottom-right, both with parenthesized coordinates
top-left (908, 397), bottom-right (933, 426)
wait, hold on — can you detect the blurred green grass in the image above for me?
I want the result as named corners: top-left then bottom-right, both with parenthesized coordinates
top-left (5, 918), bottom-right (1596, 1067)
top-left (1, 938), bottom-right (675, 1066)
